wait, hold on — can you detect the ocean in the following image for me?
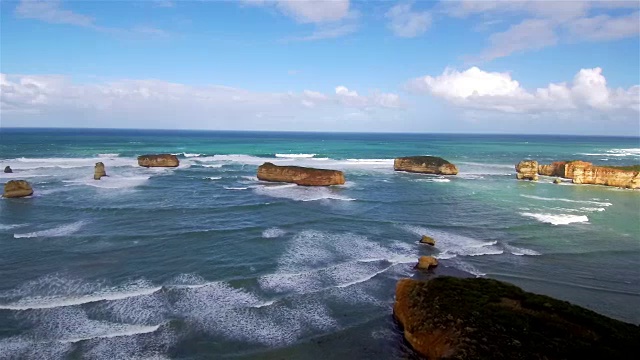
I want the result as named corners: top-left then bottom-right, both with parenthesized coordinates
top-left (1, 128), bottom-right (639, 359)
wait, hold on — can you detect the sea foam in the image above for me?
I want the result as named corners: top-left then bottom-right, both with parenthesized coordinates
top-left (521, 212), bottom-right (589, 225)
top-left (13, 221), bottom-right (87, 239)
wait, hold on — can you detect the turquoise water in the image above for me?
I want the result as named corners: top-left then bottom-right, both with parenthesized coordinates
top-left (1, 128), bottom-right (639, 359)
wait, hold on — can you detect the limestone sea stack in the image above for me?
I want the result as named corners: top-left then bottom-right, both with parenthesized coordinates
top-left (515, 160), bottom-right (539, 181)
top-left (4, 166), bottom-right (12, 173)
top-left (394, 156), bottom-right (458, 175)
top-left (393, 277), bottom-right (640, 360)
top-left (531, 160), bottom-right (639, 189)
top-left (257, 162), bottom-right (345, 186)
top-left (94, 162), bottom-right (106, 180)
top-left (137, 154), bottom-right (179, 168)
top-left (3, 180), bottom-right (33, 198)
top-left (415, 256), bottom-right (438, 270)
top-left (538, 161), bottom-right (566, 176)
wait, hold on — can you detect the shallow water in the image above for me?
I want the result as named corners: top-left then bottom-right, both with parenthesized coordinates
top-left (1, 129), bottom-right (639, 359)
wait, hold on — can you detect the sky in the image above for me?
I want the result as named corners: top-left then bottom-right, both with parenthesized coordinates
top-left (0, 0), bottom-right (639, 135)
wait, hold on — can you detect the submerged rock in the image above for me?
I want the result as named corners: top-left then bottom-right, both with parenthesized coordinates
top-left (257, 162), bottom-right (345, 186)
top-left (394, 156), bottom-right (458, 175)
top-left (420, 235), bottom-right (435, 246)
top-left (415, 256), bottom-right (438, 270)
top-left (554, 178), bottom-right (562, 184)
top-left (137, 154), bottom-right (179, 168)
top-left (515, 160), bottom-right (539, 181)
top-left (94, 162), bottom-right (106, 180)
top-left (4, 166), bottom-right (12, 173)
top-left (3, 180), bottom-right (33, 198)
top-left (393, 277), bottom-right (640, 360)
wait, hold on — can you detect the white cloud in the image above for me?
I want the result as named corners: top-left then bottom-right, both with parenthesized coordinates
top-left (15, 0), bottom-right (94, 27)
top-left (277, 0), bottom-right (350, 23)
top-left (479, 18), bottom-right (558, 61)
top-left (409, 66), bottom-right (640, 114)
top-left (0, 74), bottom-right (402, 129)
top-left (14, 0), bottom-right (168, 38)
top-left (286, 21), bottom-right (358, 41)
top-left (385, 2), bottom-right (431, 38)
top-left (440, 0), bottom-right (640, 61)
top-left (566, 11), bottom-right (640, 41)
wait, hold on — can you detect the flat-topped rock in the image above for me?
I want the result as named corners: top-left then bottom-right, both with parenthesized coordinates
top-left (515, 160), bottom-right (539, 181)
top-left (394, 156), bottom-right (458, 175)
top-left (415, 256), bottom-right (438, 270)
top-left (137, 154), bottom-right (179, 168)
top-left (535, 160), bottom-right (640, 189)
top-left (394, 277), bottom-right (640, 360)
top-left (420, 235), bottom-right (435, 246)
top-left (3, 180), bottom-right (33, 198)
top-left (94, 162), bottom-right (106, 180)
top-left (538, 161), bottom-right (566, 176)
top-left (257, 162), bottom-right (345, 186)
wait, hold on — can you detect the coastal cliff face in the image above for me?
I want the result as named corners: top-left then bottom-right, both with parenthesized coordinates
top-left (394, 156), bottom-right (458, 175)
top-left (393, 277), bottom-right (640, 360)
top-left (137, 154), bottom-right (179, 167)
top-left (257, 162), bottom-right (345, 186)
top-left (3, 180), bottom-right (33, 198)
top-left (538, 161), bottom-right (566, 176)
top-left (515, 160), bottom-right (539, 181)
top-left (565, 161), bottom-right (640, 189)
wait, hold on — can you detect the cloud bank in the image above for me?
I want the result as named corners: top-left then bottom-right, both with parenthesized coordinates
top-left (409, 66), bottom-right (639, 114)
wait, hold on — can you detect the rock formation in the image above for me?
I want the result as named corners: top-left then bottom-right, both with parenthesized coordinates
top-left (257, 162), bottom-right (345, 186)
top-left (515, 160), bottom-right (539, 181)
top-left (94, 162), bottom-right (106, 180)
top-left (538, 161), bottom-right (566, 176)
top-left (393, 277), bottom-right (640, 360)
top-left (420, 235), bottom-right (435, 246)
top-left (3, 180), bottom-right (33, 198)
top-left (554, 178), bottom-right (562, 184)
top-left (137, 154), bottom-right (179, 168)
top-left (394, 156), bottom-right (458, 175)
top-left (531, 160), bottom-right (640, 189)
top-left (4, 166), bottom-right (12, 173)
top-left (415, 256), bottom-right (438, 270)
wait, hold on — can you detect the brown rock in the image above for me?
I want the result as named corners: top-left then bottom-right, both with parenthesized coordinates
top-left (538, 161), bottom-right (566, 176)
top-left (393, 277), bottom-right (640, 359)
top-left (420, 235), bottom-right (435, 246)
top-left (515, 160), bottom-right (539, 181)
top-left (415, 256), bottom-right (438, 270)
top-left (257, 162), bottom-right (345, 186)
top-left (3, 180), bottom-right (33, 198)
top-left (394, 156), bottom-right (458, 175)
top-left (4, 166), bottom-right (12, 173)
top-left (94, 162), bottom-right (107, 180)
top-left (137, 154), bottom-right (179, 167)
top-left (564, 161), bottom-right (639, 189)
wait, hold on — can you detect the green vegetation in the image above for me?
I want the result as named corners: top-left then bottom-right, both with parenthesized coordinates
top-left (403, 277), bottom-right (640, 359)
top-left (601, 164), bottom-right (640, 171)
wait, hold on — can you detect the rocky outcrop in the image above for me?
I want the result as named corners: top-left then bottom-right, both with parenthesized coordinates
top-left (532, 160), bottom-right (640, 189)
top-left (415, 256), bottom-right (438, 270)
top-left (94, 162), bottom-right (106, 180)
top-left (394, 156), bottom-right (458, 175)
top-left (393, 277), bottom-right (640, 360)
top-left (554, 178), bottom-right (562, 184)
top-left (137, 154), bottom-right (179, 168)
top-left (420, 235), bottom-right (435, 246)
top-left (4, 166), bottom-right (12, 173)
top-left (564, 161), bottom-right (640, 189)
top-left (538, 161), bottom-right (566, 176)
top-left (3, 180), bottom-right (33, 198)
top-left (515, 160), bottom-right (539, 181)
top-left (257, 162), bottom-right (345, 186)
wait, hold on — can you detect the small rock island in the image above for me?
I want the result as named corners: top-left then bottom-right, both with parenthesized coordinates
top-left (394, 156), bottom-right (458, 175)
top-left (257, 162), bottom-right (345, 186)
top-left (137, 154), bottom-right (180, 168)
top-left (394, 277), bottom-right (640, 359)
top-left (3, 180), bottom-right (33, 198)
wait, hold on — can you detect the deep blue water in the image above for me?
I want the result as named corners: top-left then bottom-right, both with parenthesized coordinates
top-left (1, 128), bottom-right (639, 359)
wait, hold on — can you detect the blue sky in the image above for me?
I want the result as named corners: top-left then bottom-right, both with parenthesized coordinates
top-left (1, 0), bottom-right (639, 135)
